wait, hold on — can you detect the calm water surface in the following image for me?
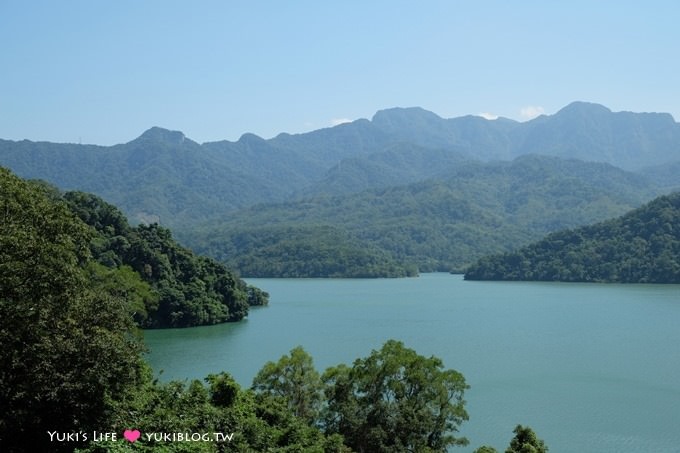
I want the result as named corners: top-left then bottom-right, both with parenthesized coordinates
top-left (145, 273), bottom-right (680, 452)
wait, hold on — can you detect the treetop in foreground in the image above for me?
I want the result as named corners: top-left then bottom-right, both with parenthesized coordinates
top-left (253, 341), bottom-right (470, 452)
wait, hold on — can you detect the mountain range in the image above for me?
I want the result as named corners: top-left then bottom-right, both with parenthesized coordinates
top-left (2, 101), bottom-right (680, 228)
top-left (2, 101), bottom-right (680, 276)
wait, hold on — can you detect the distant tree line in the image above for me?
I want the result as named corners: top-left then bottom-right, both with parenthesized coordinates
top-left (192, 224), bottom-right (418, 278)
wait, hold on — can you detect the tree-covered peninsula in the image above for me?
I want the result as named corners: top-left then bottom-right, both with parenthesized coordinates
top-left (67, 190), bottom-right (269, 328)
top-left (465, 192), bottom-right (680, 283)
top-left (2, 168), bottom-right (267, 329)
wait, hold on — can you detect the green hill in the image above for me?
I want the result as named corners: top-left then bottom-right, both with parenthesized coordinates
top-left (208, 225), bottom-right (417, 278)
top-left (184, 155), bottom-right (656, 276)
top-left (1, 166), bottom-right (268, 328)
top-left (62, 190), bottom-right (268, 327)
top-left (464, 192), bottom-right (680, 283)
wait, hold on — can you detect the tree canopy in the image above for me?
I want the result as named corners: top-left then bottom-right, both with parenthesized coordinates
top-left (0, 167), bottom-right (147, 452)
top-left (63, 190), bottom-right (268, 327)
top-left (472, 425), bottom-right (548, 453)
top-left (505, 425), bottom-right (549, 453)
top-left (252, 346), bottom-right (324, 424)
top-left (322, 340), bottom-right (469, 452)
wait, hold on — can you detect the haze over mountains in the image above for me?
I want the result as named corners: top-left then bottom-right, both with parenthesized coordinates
top-left (2, 101), bottom-right (680, 275)
top-left (1, 101), bottom-right (679, 226)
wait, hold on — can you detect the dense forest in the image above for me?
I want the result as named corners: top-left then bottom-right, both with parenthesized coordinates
top-left (0, 165), bottom-right (547, 451)
top-left (15, 175), bottom-right (268, 328)
top-left (69, 190), bottom-right (269, 327)
top-left (465, 192), bottom-right (680, 283)
top-left (185, 155), bottom-right (656, 276)
top-left (206, 224), bottom-right (418, 278)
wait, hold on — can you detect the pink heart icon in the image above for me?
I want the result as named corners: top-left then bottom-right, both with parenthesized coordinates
top-left (124, 429), bottom-right (141, 443)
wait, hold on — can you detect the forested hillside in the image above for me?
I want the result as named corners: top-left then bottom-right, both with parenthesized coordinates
top-left (1, 166), bottom-right (149, 450)
top-left (465, 192), bottom-right (680, 283)
top-left (184, 155), bottom-right (656, 275)
top-left (209, 225), bottom-right (418, 278)
top-left (63, 190), bottom-right (268, 327)
top-left (2, 168), bottom-right (267, 328)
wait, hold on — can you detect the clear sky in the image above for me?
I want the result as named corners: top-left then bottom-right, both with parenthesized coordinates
top-left (1, 0), bottom-right (679, 145)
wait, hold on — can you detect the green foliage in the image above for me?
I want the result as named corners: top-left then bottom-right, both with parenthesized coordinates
top-left (3, 106), bottom-right (677, 278)
top-left (322, 340), bottom-right (469, 452)
top-left (0, 167), bottom-right (147, 452)
top-left (300, 143), bottom-right (471, 197)
top-left (85, 262), bottom-right (159, 325)
top-left (505, 425), bottom-right (548, 453)
top-left (64, 191), bottom-right (268, 327)
top-left (474, 447), bottom-right (499, 453)
top-left (250, 341), bottom-right (474, 452)
top-left (0, 168), bottom-right (336, 451)
top-left (465, 192), bottom-right (680, 283)
top-left (252, 346), bottom-right (325, 424)
top-left (75, 371), bottom-right (350, 452)
top-left (192, 224), bottom-right (418, 278)
top-left (472, 425), bottom-right (549, 453)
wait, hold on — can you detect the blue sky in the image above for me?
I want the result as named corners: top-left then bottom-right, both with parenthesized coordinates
top-left (1, 1), bottom-right (679, 145)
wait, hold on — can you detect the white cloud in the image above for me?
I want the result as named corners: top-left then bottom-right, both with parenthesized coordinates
top-left (477, 112), bottom-right (499, 120)
top-left (519, 105), bottom-right (545, 120)
top-left (330, 118), bottom-right (352, 126)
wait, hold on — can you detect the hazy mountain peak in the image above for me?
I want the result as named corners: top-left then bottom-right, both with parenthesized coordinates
top-left (135, 127), bottom-right (188, 144)
top-left (237, 132), bottom-right (266, 143)
top-left (554, 101), bottom-right (613, 117)
top-left (371, 107), bottom-right (443, 126)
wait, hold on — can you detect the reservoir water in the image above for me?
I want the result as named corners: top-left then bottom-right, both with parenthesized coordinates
top-left (145, 273), bottom-right (680, 452)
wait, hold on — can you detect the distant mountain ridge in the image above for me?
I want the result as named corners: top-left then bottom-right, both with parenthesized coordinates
top-left (1, 101), bottom-right (679, 229)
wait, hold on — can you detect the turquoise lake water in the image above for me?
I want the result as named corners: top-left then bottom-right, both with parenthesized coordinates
top-left (145, 273), bottom-right (680, 452)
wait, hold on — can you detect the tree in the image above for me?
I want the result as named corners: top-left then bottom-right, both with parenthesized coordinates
top-left (252, 346), bottom-right (324, 424)
top-left (474, 447), bottom-right (499, 453)
top-left (77, 371), bottom-right (347, 453)
top-left (85, 262), bottom-right (159, 325)
top-left (0, 168), bottom-right (146, 452)
top-left (323, 340), bottom-right (469, 452)
top-left (506, 425), bottom-right (548, 453)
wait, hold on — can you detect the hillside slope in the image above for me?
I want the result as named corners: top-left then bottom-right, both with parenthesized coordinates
top-left (184, 155), bottom-right (656, 275)
top-left (465, 192), bottom-right (680, 283)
